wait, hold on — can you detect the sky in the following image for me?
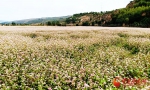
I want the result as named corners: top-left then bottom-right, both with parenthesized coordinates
top-left (0, 0), bottom-right (131, 21)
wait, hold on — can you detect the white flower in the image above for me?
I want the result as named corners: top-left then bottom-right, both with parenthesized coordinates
top-left (84, 83), bottom-right (90, 88)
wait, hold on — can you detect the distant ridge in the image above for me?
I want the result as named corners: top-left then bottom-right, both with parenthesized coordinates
top-left (2, 16), bottom-right (70, 24)
top-left (1, 0), bottom-right (150, 27)
top-left (0, 20), bottom-right (7, 23)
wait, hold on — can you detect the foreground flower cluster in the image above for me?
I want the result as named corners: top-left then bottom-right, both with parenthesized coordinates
top-left (0, 28), bottom-right (149, 89)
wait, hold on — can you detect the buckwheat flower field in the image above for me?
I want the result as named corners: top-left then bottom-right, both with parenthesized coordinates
top-left (0, 26), bottom-right (149, 90)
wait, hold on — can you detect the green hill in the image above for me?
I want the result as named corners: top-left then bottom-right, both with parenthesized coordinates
top-left (1, 16), bottom-right (70, 25)
top-left (14, 16), bottom-right (69, 24)
top-left (2, 0), bottom-right (150, 27)
top-left (65, 0), bottom-right (150, 27)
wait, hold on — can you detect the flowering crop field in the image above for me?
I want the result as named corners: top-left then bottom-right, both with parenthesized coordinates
top-left (0, 26), bottom-right (149, 90)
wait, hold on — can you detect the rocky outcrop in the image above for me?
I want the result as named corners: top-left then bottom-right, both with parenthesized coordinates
top-left (126, 1), bottom-right (135, 8)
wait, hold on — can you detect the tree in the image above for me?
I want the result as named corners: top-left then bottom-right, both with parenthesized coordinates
top-left (82, 21), bottom-right (90, 26)
top-left (12, 22), bottom-right (16, 26)
top-left (141, 17), bottom-right (150, 27)
top-left (46, 21), bottom-right (52, 26)
top-left (52, 21), bottom-right (56, 26)
top-left (92, 22), bottom-right (95, 26)
top-left (66, 18), bottom-right (71, 24)
top-left (125, 18), bottom-right (129, 24)
top-left (98, 21), bottom-right (102, 26)
top-left (56, 21), bottom-right (61, 26)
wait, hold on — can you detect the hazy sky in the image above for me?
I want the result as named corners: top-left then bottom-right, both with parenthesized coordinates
top-left (0, 0), bottom-right (131, 21)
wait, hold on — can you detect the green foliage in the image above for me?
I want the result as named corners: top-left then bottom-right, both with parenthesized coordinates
top-left (15, 16), bottom-right (69, 25)
top-left (11, 22), bottom-right (16, 26)
top-left (56, 21), bottom-right (61, 26)
top-left (140, 17), bottom-right (150, 27)
top-left (110, 0), bottom-right (150, 27)
top-left (123, 44), bottom-right (140, 54)
top-left (125, 69), bottom-right (144, 78)
top-left (73, 12), bottom-right (100, 17)
top-left (148, 68), bottom-right (150, 78)
top-left (118, 33), bottom-right (129, 38)
top-left (134, 0), bottom-right (150, 7)
top-left (25, 33), bottom-right (38, 38)
top-left (0, 29), bottom-right (149, 89)
top-left (112, 5), bottom-right (150, 27)
top-left (65, 16), bottom-right (78, 24)
top-left (64, 0), bottom-right (150, 27)
top-left (65, 12), bottom-right (101, 25)
top-left (46, 21), bottom-right (51, 26)
top-left (82, 21), bottom-right (90, 26)
top-left (92, 22), bottom-right (95, 26)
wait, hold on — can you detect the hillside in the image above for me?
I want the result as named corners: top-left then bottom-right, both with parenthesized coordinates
top-left (65, 0), bottom-right (150, 27)
top-left (0, 20), bottom-right (7, 23)
top-left (15, 16), bottom-right (70, 24)
top-left (2, 0), bottom-right (150, 27)
top-left (1, 16), bottom-right (70, 25)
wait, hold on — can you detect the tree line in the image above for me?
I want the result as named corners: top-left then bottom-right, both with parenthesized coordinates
top-left (3, 0), bottom-right (150, 27)
top-left (63, 0), bottom-right (150, 27)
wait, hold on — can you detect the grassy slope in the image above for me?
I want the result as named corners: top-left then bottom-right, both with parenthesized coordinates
top-left (65, 0), bottom-right (150, 27)
top-left (2, 16), bottom-right (70, 24)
